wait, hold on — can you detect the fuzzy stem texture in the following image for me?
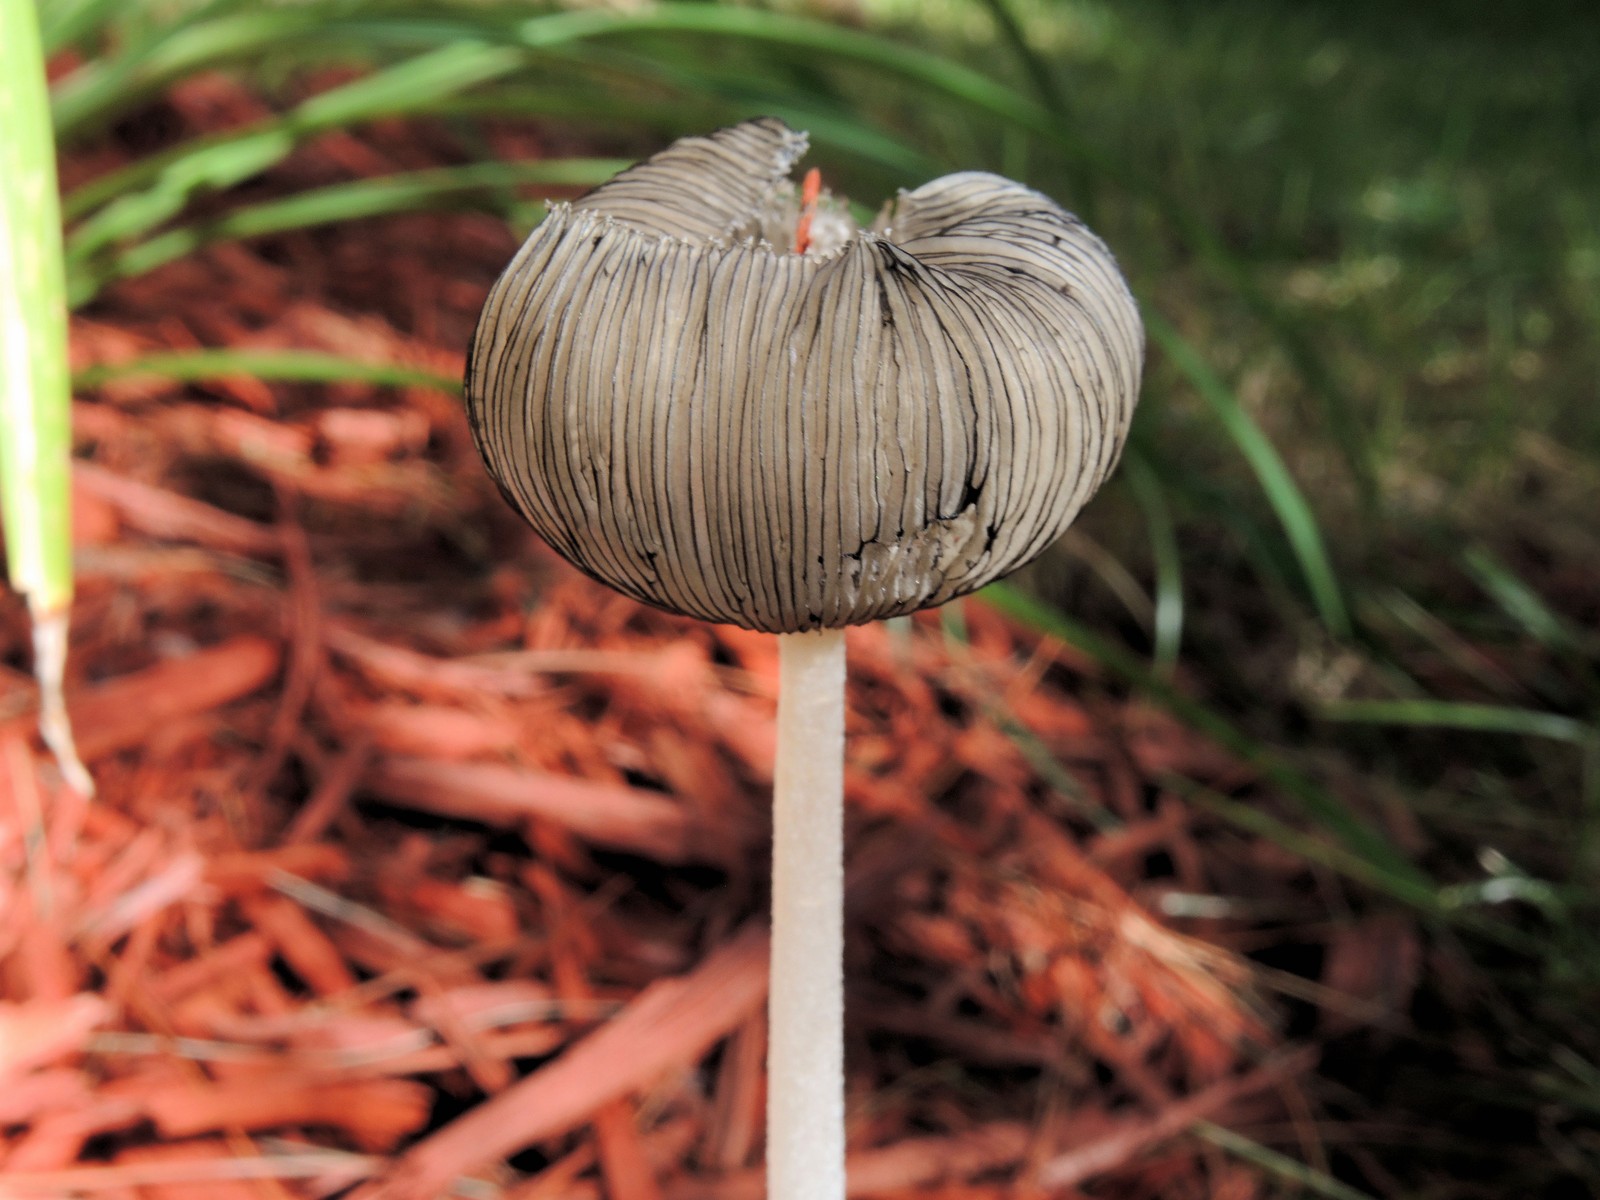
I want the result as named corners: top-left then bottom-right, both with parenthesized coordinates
top-left (768, 627), bottom-right (847, 1200)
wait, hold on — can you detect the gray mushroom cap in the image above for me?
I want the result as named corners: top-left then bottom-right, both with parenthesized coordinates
top-left (466, 118), bottom-right (1143, 633)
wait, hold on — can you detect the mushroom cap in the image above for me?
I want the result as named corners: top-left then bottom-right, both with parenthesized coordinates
top-left (466, 118), bottom-right (1143, 633)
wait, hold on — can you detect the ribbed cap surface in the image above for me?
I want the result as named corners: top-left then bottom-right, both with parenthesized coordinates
top-left (467, 118), bottom-right (1143, 632)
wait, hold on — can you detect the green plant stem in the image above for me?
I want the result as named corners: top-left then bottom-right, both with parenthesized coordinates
top-left (0, 0), bottom-right (91, 794)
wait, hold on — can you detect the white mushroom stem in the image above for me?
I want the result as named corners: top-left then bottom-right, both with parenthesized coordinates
top-left (768, 627), bottom-right (847, 1200)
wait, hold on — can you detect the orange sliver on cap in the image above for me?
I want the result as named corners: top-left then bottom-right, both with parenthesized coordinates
top-left (794, 167), bottom-right (823, 255)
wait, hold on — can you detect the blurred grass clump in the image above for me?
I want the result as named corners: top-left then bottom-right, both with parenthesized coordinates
top-left (7, 0), bottom-right (1600, 1192)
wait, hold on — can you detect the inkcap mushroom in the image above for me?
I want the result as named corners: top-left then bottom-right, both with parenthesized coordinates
top-left (466, 117), bottom-right (1143, 1200)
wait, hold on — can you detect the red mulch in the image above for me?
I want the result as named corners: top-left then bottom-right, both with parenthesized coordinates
top-left (0, 69), bottom-right (1416, 1199)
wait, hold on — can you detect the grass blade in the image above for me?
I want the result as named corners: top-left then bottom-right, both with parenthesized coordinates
top-left (36, 0), bottom-right (125, 55)
top-left (1, 0), bottom-right (91, 794)
top-left (1319, 699), bottom-right (1593, 744)
top-left (1129, 428), bottom-right (1304, 601)
top-left (1194, 1122), bottom-right (1380, 1200)
top-left (72, 158), bottom-right (623, 305)
top-left (980, 582), bottom-right (1431, 902)
top-left (1355, 585), bottom-right (1528, 703)
top-left (1462, 543), bottom-right (1584, 652)
top-left (515, 6), bottom-right (1062, 133)
top-left (971, 0), bottom-right (1068, 115)
top-left (49, 10), bottom-right (514, 138)
top-left (73, 349), bottom-right (462, 394)
top-left (52, 10), bottom-right (323, 138)
top-left (1145, 309), bottom-right (1351, 638)
top-left (1123, 449), bottom-right (1185, 673)
top-left (1177, 782), bottom-right (1441, 913)
top-left (63, 39), bottom-right (531, 220)
top-left (566, 46), bottom-right (941, 179)
top-left (3, 0), bottom-right (73, 618)
top-left (65, 41), bottom-right (525, 259)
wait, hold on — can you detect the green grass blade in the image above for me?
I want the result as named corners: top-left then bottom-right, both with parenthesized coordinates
top-left (50, 10), bottom-right (502, 138)
top-left (980, 582), bottom-right (1433, 901)
top-left (190, 157), bottom-right (611, 233)
top-left (2, 0), bottom-right (73, 618)
top-left (73, 349), bottom-right (462, 394)
top-left (36, 0), bottom-right (125, 54)
top-left (517, 6), bottom-right (1045, 117)
top-left (1123, 449), bottom-right (1185, 674)
top-left (1462, 543), bottom-right (1583, 652)
top-left (1319, 699), bottom-right (1593, 744)
top-left (1194, 1122), bottom-right (1380, 1200)
top-left (2, 0), bottom-right (91, 795)
top-left (510, 4), bottom-right (1112, 179)
top-left (1129, 428), bottom-right (1304, 602)
top-left (52, 10), bottom-right (319, 138)
top-left (971, 0), bottom-right (1068, 115)
top-left (564, 46), bottom-right (941, 179)
top-left (1355, 585), bottom-right (1528, 703)
top-left (1178, 783), bottom-right (1441, 913)
top-left (65, 41), bottom-right (524, 261)
top-left (1145, 309), bottom-right (1352, 638)
top-left (70, 158), bottom-right (624, 305)
top-left (51, 6), bottom-right (1066, 169)
top-left (1190, 249), bottom-right (1376, 516)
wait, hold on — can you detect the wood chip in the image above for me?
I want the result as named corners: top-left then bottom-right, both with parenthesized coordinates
top-left (364, 756), bottom-right (703, 864)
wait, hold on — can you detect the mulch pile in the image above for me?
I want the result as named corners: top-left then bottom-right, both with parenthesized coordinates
top-left (0, 70), bottom-right (1414, 1199)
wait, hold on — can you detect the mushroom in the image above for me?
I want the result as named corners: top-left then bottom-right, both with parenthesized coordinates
top-left (466, 117), bottom-right (1142, 1200)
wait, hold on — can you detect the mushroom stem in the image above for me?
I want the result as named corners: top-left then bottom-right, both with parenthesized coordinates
top-left (769, 627), bottom-right (847, 1200)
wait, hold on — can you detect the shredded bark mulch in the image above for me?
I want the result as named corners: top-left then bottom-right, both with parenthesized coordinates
top-left (0, 71), bottom-right (1416, 1199)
